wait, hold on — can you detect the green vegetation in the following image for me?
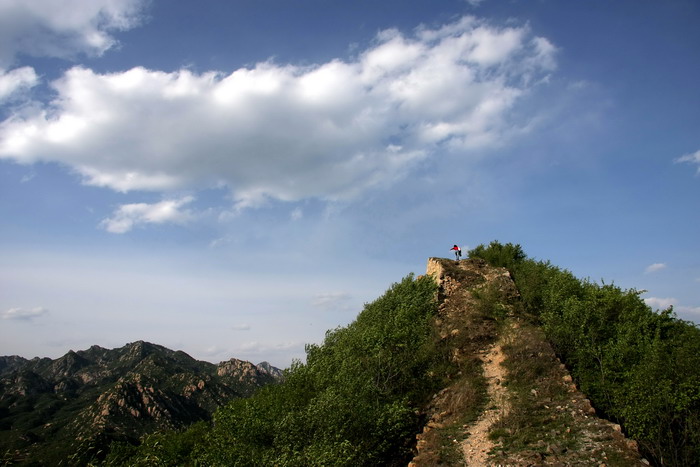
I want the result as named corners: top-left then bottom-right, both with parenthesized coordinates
top-left (467, 241), bottom-right (526, 271)
top-left (470, 240), bottom-right (700, 466)
top-left (106, 274), bottom-right (444, 466)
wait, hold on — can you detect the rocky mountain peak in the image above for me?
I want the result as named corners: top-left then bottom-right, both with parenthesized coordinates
top-left (0, 355), bottom-right (28, 376)
top-left (256, 361), bottom-right (284, 379)
top-left (47, 350), bottom-right (90, 379)
top-left (0, 342), bottom-right (283, 465)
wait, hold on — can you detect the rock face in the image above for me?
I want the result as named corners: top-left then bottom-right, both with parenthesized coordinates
top-left (0, 341), bottom-right (283, 465)
top-left (0, 356), bottom-right (31, 376)
top-left (255, 360), bottom-right (285, 380)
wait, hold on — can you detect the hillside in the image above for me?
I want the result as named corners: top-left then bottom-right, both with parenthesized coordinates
top-left (0, 341), bottom-right (282, 465)
top-left (411, 258), bottom-right (646, 465)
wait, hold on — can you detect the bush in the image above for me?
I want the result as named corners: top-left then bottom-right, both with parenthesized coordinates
top-left (468, 240), bottom-right (526, 271)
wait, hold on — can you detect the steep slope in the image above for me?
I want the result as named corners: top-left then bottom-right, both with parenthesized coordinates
top-left (0, 341), bottom-right (282, 465)
top-left (411, 258), bottom-right (647, 466)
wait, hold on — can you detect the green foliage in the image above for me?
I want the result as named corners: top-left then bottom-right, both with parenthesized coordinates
top-left (614, 319), bottom-right (700, 466)
top-left (114, 274), bottom-right (442, 466)
top-left (102, 421), bottom-right (209, 466)
top-left (471, 243), bottom-right (700, 466)
top-left (468, 240), bottom-right (526, 270)
top-left (472, 282), bottom-right (511, 322)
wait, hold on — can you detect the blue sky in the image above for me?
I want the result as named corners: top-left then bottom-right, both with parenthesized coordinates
top-left (1, 0), bottom-right (699, 368)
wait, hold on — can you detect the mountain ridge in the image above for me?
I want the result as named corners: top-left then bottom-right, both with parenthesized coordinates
top-left (0, 341), bottom-right (282, 465)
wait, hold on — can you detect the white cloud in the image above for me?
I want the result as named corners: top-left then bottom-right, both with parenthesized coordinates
top-left (644, 297), bottom-right (677, 310)
top-left (99, 196), bottom-right (195, 233)
top-left (0, 0), bottom-right (148, 66)
top-left (675, 149), bottom-right (700, 174)
top-left (232, 324), bottom-right (251, 331)
top-left (0, 66), bottom-right (38, 101)
top-left (312, 292), bottom-right (352, 311)
top-left (209, 235), bottom-right (233, 248)
top-left (0, 16), bottom-right (557, 210)
top-left (233, 341), bottom-right (305, 365)
top-left (20, 171), bottom-right (36, 183)
top-left (290, 207), bottom-right (303, 221)
top-left (677, 305), bottom-right (700, 318)
top-left (2, 306), bottom-right (48, 320)
top-left (644, 263), bottom-right (667, 274)
top-left (239, 341), bottom-right (300, 353)
top-left (644, 298), bottom-right (700, 321)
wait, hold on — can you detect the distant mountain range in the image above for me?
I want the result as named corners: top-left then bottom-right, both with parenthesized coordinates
top-left (0, 341), bottom-right (283, 465)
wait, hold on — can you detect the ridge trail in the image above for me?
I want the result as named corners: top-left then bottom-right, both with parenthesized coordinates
top-left (461, 340), bottom-right (509, 465)
top-left (410, 258), bottom-right (647, 466)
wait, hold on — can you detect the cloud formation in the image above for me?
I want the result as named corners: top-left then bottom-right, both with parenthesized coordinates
top-left (2, 306), bottom-right (48, 320)
top-left (0, 0), bottom-right (148, 66)
top-left (644, 263), bottom-right (667, 274)
top-left (675, 149), bottom-right (700, 174)
top-left (678, 305), bottom-right (700, 317)
top-left (644, 297), bottom-right (676, 310)
top-left (312, 292), bottom-right (352, 311)
top-left (0, 67), bottom-right (38, 102)
top-left (644, 297), bottom-right (700, 320)
top-left (0, 17), bottom-right (556, 211)
top-left (100, 196), bottom-right (195, 233)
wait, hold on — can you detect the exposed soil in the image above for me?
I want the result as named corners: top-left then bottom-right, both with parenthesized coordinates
top-left (461, 341), bottom-right (509, 465)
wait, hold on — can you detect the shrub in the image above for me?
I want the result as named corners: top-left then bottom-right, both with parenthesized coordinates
top-left (468, 240), bottom-right (526, 271)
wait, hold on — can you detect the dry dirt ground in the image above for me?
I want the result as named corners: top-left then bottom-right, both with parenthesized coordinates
top-left (461, 341), bottom-right (509, 465)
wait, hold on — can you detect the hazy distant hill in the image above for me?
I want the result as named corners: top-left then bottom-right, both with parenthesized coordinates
top-left (0, 341), bottom-right (282, 465)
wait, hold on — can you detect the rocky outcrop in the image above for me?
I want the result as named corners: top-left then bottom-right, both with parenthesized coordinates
top-left (0, 356), bottom-right (29, 376)
top-left (257, 360), bottom-right (285, 379)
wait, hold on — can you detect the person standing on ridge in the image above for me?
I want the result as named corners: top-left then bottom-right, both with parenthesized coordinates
top-left (451, 245), bottom-right (462, 261)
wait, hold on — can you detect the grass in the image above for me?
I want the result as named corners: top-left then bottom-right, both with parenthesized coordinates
top-left (438, 365), bottom-right (488, 465)
top-left (488, 321), bottom-right (578, 454)
top-left (414, 363), bottom-right (487, 466)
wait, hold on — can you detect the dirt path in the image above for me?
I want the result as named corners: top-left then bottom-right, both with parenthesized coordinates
top-left (461, 340), bottom-right (509, 465)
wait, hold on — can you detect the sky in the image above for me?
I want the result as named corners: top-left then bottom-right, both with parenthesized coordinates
top-left (1, 0), bottom-right (699, 369)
